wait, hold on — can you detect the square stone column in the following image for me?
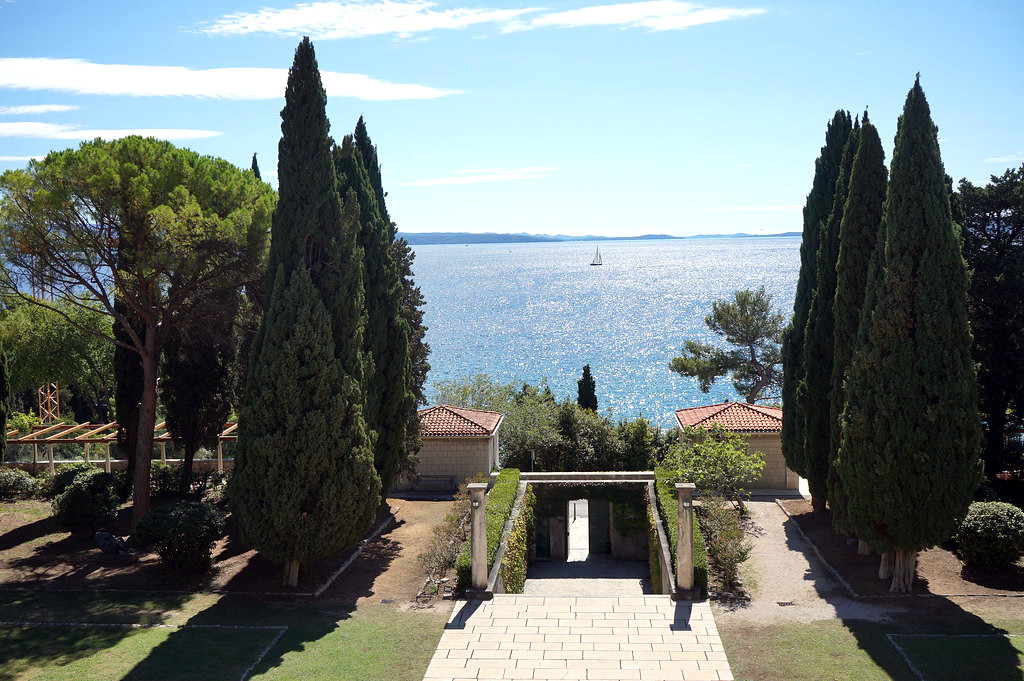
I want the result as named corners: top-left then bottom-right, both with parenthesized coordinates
top-left (675, 483), bottom-right (696, 594)
top-left (467, 482), bottom-right (489, 591)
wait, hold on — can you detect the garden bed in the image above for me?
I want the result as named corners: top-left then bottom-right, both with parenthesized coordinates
top-left (780, 498), bottom-right (1024, 597)
top-left (0, 498), bottom-right (394, 594)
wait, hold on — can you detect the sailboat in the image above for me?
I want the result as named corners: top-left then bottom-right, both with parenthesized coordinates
top-left (590, 246), bottom-right (603, 266)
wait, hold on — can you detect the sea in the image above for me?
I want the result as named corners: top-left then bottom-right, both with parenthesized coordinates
top-left (411, 237), bottom-right (801, 429)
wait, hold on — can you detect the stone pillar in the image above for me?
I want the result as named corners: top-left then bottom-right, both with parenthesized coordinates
top-left (216, 442), bottom-right (223, 472)
top-left (675, 483), bottom-right (696, 593)
top-left (467, 482), bottom-right (489, 592)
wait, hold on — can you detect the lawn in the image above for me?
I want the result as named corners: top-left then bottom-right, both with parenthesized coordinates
top-left (890, 634), bottom-right (1024, 681)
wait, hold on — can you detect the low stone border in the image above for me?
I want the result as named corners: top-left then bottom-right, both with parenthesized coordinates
top-left (0, 620), bottom-right (287, 681)
top-left (886, 633), bottom-right (1023, 681)
top-left (774, 499), bottom-right (1024, 600)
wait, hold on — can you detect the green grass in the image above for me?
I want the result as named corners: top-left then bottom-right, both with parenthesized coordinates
top-left (891, 634), bottom-right (1024, 681)
top-left (0, 590), bottom-right (450, 681)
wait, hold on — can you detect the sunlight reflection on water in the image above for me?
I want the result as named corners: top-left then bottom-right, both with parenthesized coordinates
top-left (412, 238), bottom-right (800, 428)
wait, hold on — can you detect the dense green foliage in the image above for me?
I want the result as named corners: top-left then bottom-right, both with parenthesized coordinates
top-left (782, 111), bottom-right (853, 485)
top-left (0, 467), bottom-right (37, 499)
top-left (51, 469), bottom-right (120, 530)
top-left (577, 364), bottom-right (597, 410)
top-left (498, 483), bottom-right (535, 594)
top-left (0, 341), bottom-right (9, 461)
top-left (800, 121), bottom-right (861, 509)
top-left (957, 166), bottom-right (1024, 478)
top-left (658, 425), bottom-right (765, 509)
top-left (148, 462), bottom-right (179, 498)
top-left (646, 501), bottom-right (664, 594)
top-left (955, 501), bottom-right (1024, 568)
top-left (699, 494), bottom-right (752, 590)
top-left (455, 468), bottom-right (520, 589)
top-left (835, 79), bottom-right (980, 589)
top-left (827, 117), bottom-right (888, 533)
top-left (48, 462), bottom-right (97, 499)
top-left (670, 287), bottom-right (784, 403)
top-left (134, 501), bottom-right (225, 574)
top-left (653, 474), bottom-right (708, 597)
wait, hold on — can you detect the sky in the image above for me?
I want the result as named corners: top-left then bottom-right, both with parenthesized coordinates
top-left (0, 0), bottom-right (1022, 238)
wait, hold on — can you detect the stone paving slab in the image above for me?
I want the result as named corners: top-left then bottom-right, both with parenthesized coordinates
top-left (422, 595), bottom-right (733, 680)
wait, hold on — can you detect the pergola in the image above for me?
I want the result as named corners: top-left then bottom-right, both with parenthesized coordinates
top-left (4, 422), bottom-right (239, 473)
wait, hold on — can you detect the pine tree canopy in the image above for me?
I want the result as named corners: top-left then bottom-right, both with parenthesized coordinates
top-left (781, 110), bottom-right (852, 485)
top-left (836, 77), bottom-right (980, 556)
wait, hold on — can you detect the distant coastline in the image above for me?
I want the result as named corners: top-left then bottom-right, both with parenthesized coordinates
top-left (398, 231), bottom-right (801, 245)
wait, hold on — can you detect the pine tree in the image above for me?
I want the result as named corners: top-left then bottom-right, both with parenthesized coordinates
top-left (230, 265), bottom-right (380, 584)
top-left (781, 110), bottom-right (852, 503)
top-left (334, 126), bottom-right (413, 495)
top-left (251, 153), bottom-right (261, 181)
top-left (827, 114), bottom-right (887, 534)
top-left (232, 37), bottom-right (379, 585)
top-left (577, 364), bottom-right (598, 411)
top-left (836, 77), bottom-right (980, 593)
top-left (800, 119), bottom-right (861, 510)
top-left (113, 299), bottom-right (144, 499)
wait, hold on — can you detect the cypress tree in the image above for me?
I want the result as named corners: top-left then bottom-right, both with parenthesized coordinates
top-left (232, 37), bottom-right (379, 585)
top-left (781, 111), bottom-right (852, 496)
top-left (0, 342), bottom-right (10, 463)
top-left (827, 115), bottom-right (887, 534)
top-left (836, 77), bottom-right (980, 592)
top-left (251, 153), bottom-right (261, 181)
top-left (231, 265), bottom-right (379, 584)
top-left (800, 119), bottom-right (861, 510)
top-left (577, 364), bottom-right (598, 411)
top-left (334, 127), bottom-right (414, 495)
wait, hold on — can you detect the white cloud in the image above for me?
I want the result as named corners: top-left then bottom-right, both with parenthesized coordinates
top-left (197, 1), bottom-right (764, 38)
top-left (199, 0), bottom-right (538, 39)
top-left (399, 166), bottom-right (556, 186)
top-left (533, 1), bottom-right (765, 30)
top-left (984, 151), bottom-right (1024, 163)
top-left (0, 104), bottom-right (78, 115)
top-left (0, 121), bottom-right (220, 140)
top-left (692, 205), bottom-right (800, 211)
top-left (0, 58), bottom-right (459, 101)
top-left (0, 155), bottom-right (45, 162)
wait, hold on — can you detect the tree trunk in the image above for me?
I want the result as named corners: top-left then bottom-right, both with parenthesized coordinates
top-left (178, 442), bottom-right (196, 496)
top-left (811, 496), bottom-right (826, 513)
top-left (283, 559), bottom-right (300, 587)
top-left (878, 551), bottom-right (894, 580)
top-left (889, 548), bottom-right (917, 593)
top-left (130, 333), bottom-right (159, 527)
top-left (857, 539), bottom-right (871, 556)
top-left (983, 400), bottom-right (1008, 480)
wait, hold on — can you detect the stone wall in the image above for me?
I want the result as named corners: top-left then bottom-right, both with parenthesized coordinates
top-left (415, 436), bottom-right (495, 485)
top-left (746, 433), bottom-right (798, 490)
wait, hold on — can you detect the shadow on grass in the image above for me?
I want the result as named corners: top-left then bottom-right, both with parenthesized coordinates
top-left (116, 519), bottom-right (405, 680)
top-left (781, 511), bottom-right (1024, 681)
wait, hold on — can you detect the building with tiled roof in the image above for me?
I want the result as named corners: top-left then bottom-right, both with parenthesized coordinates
top-left (396, 406), bottom-right (504, 493)
top-left (673, 401), bottom-right (797, 492)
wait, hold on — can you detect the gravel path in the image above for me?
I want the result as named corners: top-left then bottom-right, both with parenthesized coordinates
top-left (712, 500), bottom-right (903, 624)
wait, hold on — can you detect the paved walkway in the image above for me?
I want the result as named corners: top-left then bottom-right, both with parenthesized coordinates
top-left (524, 555), bottom-right (650, 596)
top-left (422, 595), bottom-right (733, 680)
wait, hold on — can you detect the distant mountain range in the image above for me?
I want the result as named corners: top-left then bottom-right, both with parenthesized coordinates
top-left (397, 231), bottom-right (801, 245)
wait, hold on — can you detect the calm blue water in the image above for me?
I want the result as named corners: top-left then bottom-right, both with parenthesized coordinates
top-left (412, 238), bottom-right (801, 428)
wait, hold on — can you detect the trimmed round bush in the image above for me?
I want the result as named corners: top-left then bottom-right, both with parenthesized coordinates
top-left (133, 501), bottom-right (224, 574)
top-left (149, 461), bottom-right (179, 497)
top-left (51, 469), bottom-right (120, 530)
top-left (956, 501), bottom-right (1024, 569)
top-left (46, 462), bottom-right (97, 499)
top-left (0, 467), bottom-right (38, 499)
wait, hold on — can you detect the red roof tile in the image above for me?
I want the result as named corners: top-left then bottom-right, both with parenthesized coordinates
top-left (674, 402), bottom-right (782, 433)
top-left (418, 405), bottom-right (503, 437)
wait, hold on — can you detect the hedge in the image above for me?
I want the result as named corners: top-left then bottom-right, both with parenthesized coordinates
top-left (455, 468), bottom-right (520, 590)
top-left (654, 472), bottom-right (708, 596)
top-left (646, 501), bottom-right (663, 594)
top-left (499, 484), bottom-right (535, 593)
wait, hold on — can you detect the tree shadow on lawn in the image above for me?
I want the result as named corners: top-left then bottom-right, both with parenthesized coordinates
top-left (117, 520), bottom-right (406, 680)
top-left (780, 513), bottom-right (1024, 681)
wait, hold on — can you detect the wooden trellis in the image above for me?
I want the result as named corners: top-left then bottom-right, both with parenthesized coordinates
top-left (4, 421), bottom-right (239, 474)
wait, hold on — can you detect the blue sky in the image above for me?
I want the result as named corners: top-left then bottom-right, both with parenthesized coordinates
top-left (0, 0), bottom-right (1021, 237)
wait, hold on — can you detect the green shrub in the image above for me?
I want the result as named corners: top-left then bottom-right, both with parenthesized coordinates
top-left (654, 471), bottom-right (708, 597)
top-left (699, 494), bottom-right (751, 590)
top-left (46, 462), bottom-right (97, 499)
top-left (150, 462), bottom-right (179, 497)
top-left (198, 470), bottom-right (231, 506)
top-left (956, 501), bottom-right (1024, 569)
top-left (134, 501), bottom-right (225, 574)
top-left (647, 501), bottom-right (664, 594)
top-left (51, 469), bottom-right (120, 530)
top-left (0, 467), bottom-right (38, 499)
top-left (498, 484), bottom-right (535, 594)
top-left (455, 468), bottom-right (520, 590)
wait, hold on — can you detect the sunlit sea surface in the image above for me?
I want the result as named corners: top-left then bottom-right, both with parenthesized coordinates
top-left (412, 237), bottom-right (801, 428)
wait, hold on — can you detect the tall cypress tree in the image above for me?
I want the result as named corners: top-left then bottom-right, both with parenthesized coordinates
top-left (577, 364), bottom-right (598, 411)
top-left (827, 115), bottom-right (887, 534)
top-left (335, 126), bottom-right (414, 495)
top-left (232, 37), bottom-right (379, 585)
top-left (836, 78), bottom-right (980, 593)
top-left (781, 111), bottom-right (852, 491)
top-left (0, 341), bottom-right (10, 463)
top-left (251, 153), bottom-right (261, 181)
top-left (800, 119), bottom-right (861, 511)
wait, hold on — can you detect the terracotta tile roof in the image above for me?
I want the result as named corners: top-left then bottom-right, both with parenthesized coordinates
top-left (674, 402), bottom-right (783, 433)
top-left (418, 405), bottom-right (503, 437)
